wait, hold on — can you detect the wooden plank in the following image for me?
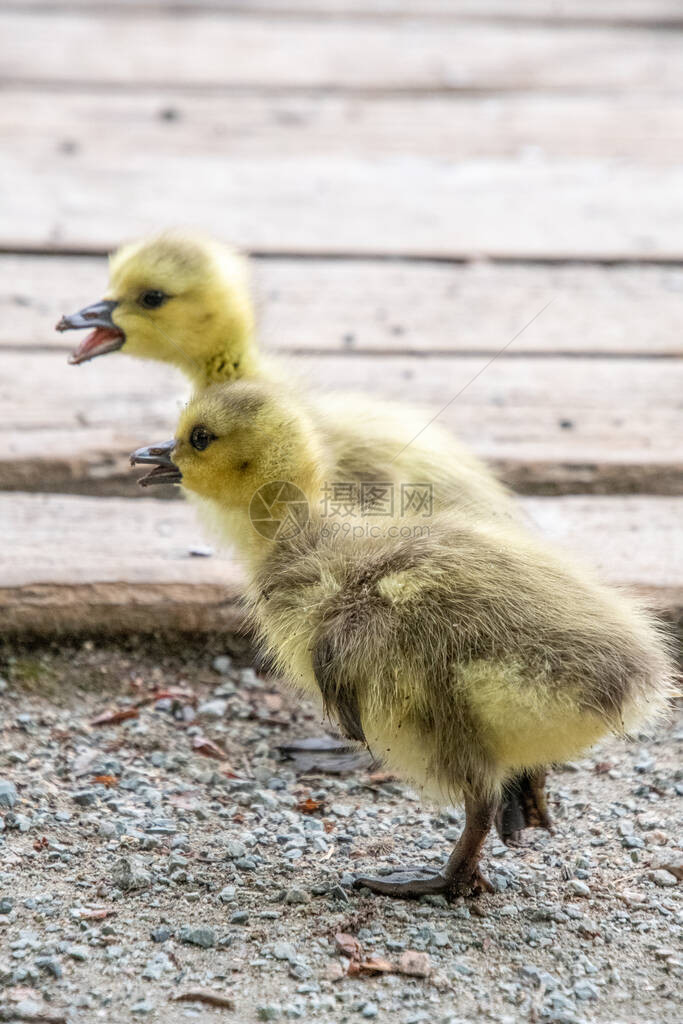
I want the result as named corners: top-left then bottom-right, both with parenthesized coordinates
top-left (1, 351), bottom-right (680, 495)
top-left (9, 1), bottom-right (683, 24)
top-left (5, 89), bottom-right (683, 165)
top-left (0, 494), bottom-right (244, 636)
top-left (2, 13), bottom-right (682, 92)
top-left (2, 492), bottom-right (681, 635)
top-left (4, 253), bottom-right (683, 358)
top-left (3, 150), bottom-right (683, 258)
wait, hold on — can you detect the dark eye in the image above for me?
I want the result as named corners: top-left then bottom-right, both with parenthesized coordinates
top-left (190, 425), bottom-right (214, 451)
top-left (138, 289), bottom-right (167, 310)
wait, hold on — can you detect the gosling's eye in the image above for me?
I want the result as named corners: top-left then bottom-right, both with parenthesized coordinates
top-left (138, 289), bottom-right (167, 310)
top-left (190, 425), bottom-right (214, 451)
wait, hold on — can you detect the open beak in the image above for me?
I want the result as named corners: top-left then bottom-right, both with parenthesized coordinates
top-left (56, 299), bottom-right (125, 364)
top-left (129, 440), bottom-right (182, 488)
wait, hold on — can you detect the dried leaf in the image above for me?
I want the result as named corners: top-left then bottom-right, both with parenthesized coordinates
top-left (296, 797), bottom-right (323, 815)
top-left (593, 761), bottom-right (614, 774)
top-left (33, 836), bottom-right (48, 852)
top-left (172, 990), bottom-right (235, 1009)
top-left (137, 688), bottom-right (197, 708)
top-left (92, 775), bottom-right (117, 788)
top-left (192, 735), bottom-right (227, 761)
top-left (7, 986), bottom-right (41, 1002)
top-left (78, 908), bottom-right (116, 920)
top-left (352, 957), bottom-right (395, 975)
top-left (365, 770), bottom-right (398, 784)
top-left (90, 708), bottom-right (139, 727)
top-left (334, 932), bottom-right (363, 960)
top-left (169, 791), bottom-right (203, 811)
top-left (262, 692), bottom-right (284, 713)
top-left (397, 950), bottom-right (431, 978)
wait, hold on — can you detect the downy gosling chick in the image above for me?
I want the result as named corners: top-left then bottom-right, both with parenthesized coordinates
top-left (130, 382), bottom-right (675, 899)
top-left (57, 230), bottom-right (517, 520)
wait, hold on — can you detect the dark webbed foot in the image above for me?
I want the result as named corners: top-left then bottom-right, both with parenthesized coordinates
top-left (354, 860), bottom-right (495, 901)
top-left (353, 865), bottom-right (449, 898)
top-left (354, 794), bottom-right (497, 901)
top-left (496, 768), bottom-right (553, 845)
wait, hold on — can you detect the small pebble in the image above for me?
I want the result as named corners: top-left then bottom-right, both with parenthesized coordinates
top-left (567, 879), bottom-right (591, 898)
top-left (0, 780), bottom-right (18, 809)
top-left (284, 887), bottom-right (310, 906)
top-left (651, 869), bottom-right (677, 888)
top-left (272, 941), bottom-right (297, 962)
top-left (179, 925), bottom-right (216, 949)
top-left (212, 655), bottom-right (233, 675)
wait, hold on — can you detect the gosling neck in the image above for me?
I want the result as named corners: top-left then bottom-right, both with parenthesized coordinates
top-left (231, 457), bottom-right (330, 573)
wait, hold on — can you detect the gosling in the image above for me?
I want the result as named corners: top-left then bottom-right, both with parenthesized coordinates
top-left (130, 382), bottom-right (675, 899)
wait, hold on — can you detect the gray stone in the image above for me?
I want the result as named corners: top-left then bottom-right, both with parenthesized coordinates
top-left (179, 925), bottom-right (216, 949)
top-left (567, 879), bottom-right (591, 898)
top-left (131, 1000), bottom-right (155, 1015)
top-left (272, 941), bottom-right (297, 962)
top-left (284, 887), bottom-right (310, 906)
top-left (35, 957), bottom-right (62, 979)
top-left (652, 869), bottom-right (677, 888)
top-left (67, 945), bottom-right (89, 962)
top-left (225, 839), bottom-right (247, 859)
top-left (0, 899), bottom-right (14, 914)
top-left (197, 699), bottom-right (228, 720)
top-left (142, 953), bottom-right (172, 980)
top-left (0, 780), bottom-right (18, 809)
top-left (71, 788), bottom-right (97, 807)
top-left (111, 857), bottom-right (151, 892)
top-left (150, 927), bottom-right (172, 943)
top-left (257, 1008), bottom-right (281, 1022)
top-left (15, 1001), bottom-right (42, 1018)
top-left (574, 979), bottom-right (599, 1000)
top-left (212, 655), bottom-right (233, 675)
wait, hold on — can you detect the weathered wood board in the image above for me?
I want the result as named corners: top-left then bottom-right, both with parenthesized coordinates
top-left (4, 254), bottom-right (682, 357)
top-left (4, 14), bottom-right (682, 92)
top-left (11, 2), bottom-right (683, 22)
top-left (4, 153), bottom-right (683, 259)
top-left (1, 350), bottom-right (680, 495)
top-left (5, 89), bottom-right (683, 165)
top-left (2, 493), bottom-right (681, 635)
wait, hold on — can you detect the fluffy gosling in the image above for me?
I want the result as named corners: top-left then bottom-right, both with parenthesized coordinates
top-left (130, 382), bottom-right (675, 899)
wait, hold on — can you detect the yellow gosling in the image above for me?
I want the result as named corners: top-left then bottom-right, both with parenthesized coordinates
top-left (130, 382), bottom-right (675, 900)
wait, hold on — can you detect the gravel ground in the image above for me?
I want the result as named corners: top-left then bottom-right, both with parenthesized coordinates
top-left (0, 638), bottom-right (680, 1024)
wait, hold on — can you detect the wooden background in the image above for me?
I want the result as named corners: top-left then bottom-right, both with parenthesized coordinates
top-left (1, 0), bottom-right (681, 635)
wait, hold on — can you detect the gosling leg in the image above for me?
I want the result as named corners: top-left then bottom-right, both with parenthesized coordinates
top-left (495, 768), bottom-right (552, 845)
top-left (353, 793), bottom-right (496, 900)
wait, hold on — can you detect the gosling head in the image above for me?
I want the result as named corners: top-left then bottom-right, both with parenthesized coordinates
top-left (57, 231), bottom-right (256, 386)
top-left (130, 382), bottom-right (326, 517)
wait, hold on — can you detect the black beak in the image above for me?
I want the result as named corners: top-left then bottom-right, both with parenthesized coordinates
top-left (56, 299), bottom-right (126, 364)
top-left (129, 440), bottom-right (182, 487)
